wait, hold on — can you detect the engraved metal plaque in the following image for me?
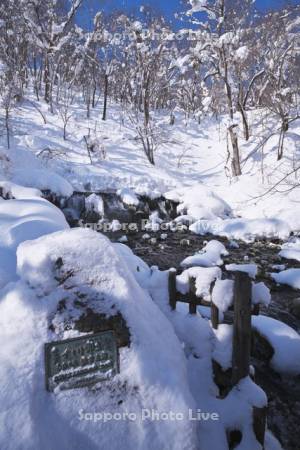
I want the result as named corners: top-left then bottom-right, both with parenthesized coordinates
top-left (45, 331), bottom-right (119, 392)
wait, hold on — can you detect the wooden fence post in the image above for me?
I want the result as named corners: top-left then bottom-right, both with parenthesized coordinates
top-left (189, 277), bottom-right (197, 314)
top-left (231, 271), bottom-right (252, 385)
top-left (253, 406), bottom-right (267, 449)
top-left (168, 268), bottom-right (177, 311)
top-left (210, 279), bottom-right (219, 329)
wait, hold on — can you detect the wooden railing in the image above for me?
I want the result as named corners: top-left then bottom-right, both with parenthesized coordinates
top-left (168, 268), bottom-right (267, 449)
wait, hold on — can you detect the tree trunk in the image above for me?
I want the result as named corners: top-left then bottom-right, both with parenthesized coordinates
top-left (5, 107), bottom-right (10, 150)
top-left (238, 102), bottom-right (250, 141)
top-left (44, 53), bottom-right (51, 104)
top-left (229, 125), bottom-right (242, 177)
top-left (102, 74), bottom-right (108, 121)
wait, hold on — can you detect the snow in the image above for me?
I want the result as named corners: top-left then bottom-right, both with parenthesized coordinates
top-left (212, 324), bottom-right (233, 370)
top-left (279, 238), bottom-right (300, 262)
top-left (176, 266), bottom-right (222, 300)
top-left (0, 96), bottom-right (299, 246)
top-left (271, 268), bottom-right (300, 290)
top-left (0, 228), bottom-right (198, 450)
top-left (225, 263), bottom-right (258, 279)
top-left (0, 180), bottom-right (42, 199)
top-left (235, 46), bottom-right (249, 61)
top-left (149, 269), bottom-right (271, 450)
top-left (165, 184), bottom-right (231, 222)
top-left (12, 168), bottom-right (73, 197)
top-left (252, 282), bottom-right (271, 306)
top-left (117, 187), bottom-right (139, 206)
top-left (85, 193), bottom-right (104, 216)
top-left (190, 217), bottom-right (291, 242)
top-left (252, 315), bottom-right (300, 375)
top-left (0, 183), bottom-right (69, 288)
top-left (181, 240), bottom-right (228, 268)
top-left (212, 279), bottom-right (234, 312)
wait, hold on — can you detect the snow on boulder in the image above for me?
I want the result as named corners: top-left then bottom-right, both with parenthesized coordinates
top-left (190, 217), bottom-right (291, 242)
top-left (12, 168), bottom-right (74, 197)
top-left (181, 240), bottom-right (228, 268)
top-left (85, 193), bottom-right (104, 216)
top-left (0, 228), bottom-right (197, 450)
top-left (279, 238), bottom-right (300, 262)
top-left (252, 316), bottom-right (300, 375)
top-left (113, 242), bottom-right (151, 289)
top-left (165, 184), bottom-right (231, 222)
top-left (0, 187), bottom-right (69, 288)
top-left (117, 187), bottom-right (139, 206)
top-left (0, 180), bottom-right (42, 199)
top-left (271, 268), bottom-right (300, 290)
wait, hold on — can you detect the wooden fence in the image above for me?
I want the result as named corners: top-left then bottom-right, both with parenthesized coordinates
top-left (168, 268), bottom-right (267, 449)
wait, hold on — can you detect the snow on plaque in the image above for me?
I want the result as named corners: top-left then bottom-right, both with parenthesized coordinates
top-left (45, 331), bottom-right (119, 392)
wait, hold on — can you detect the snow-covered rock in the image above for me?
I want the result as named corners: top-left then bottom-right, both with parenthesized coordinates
top-left (252, 315), bottom-right (300, 375)
top-left (279, 238), bottom-right (300, 262)
top-left (0, 228), bottom-right (197, 450)
top-left (165, 184), bottom-right (231, 222)
top-left (85, 193), bottom-right (104, 216)
top-left (190, 217), bottom-right (291, 242)
top-left (181, 240), bottom-right (228, 268)
top-left (271, 268), bottom-right (300, 290)
top-left (0, 184), bottom-right (69, 288)
top-left (117, 187), bottom-right (139, 206)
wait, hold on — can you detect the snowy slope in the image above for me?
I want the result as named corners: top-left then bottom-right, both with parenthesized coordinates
top-left (0, 95), bottom-right (299, 232)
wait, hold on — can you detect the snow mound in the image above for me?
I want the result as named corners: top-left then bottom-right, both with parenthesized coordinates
top-left (181, 240), bottom-right (228, 268)
top-left (0, 228), bottom-right (197, 450)
top-left (12, 168), bottom-right (74, 197)
top-left (252, 316), bottom-right (300, 375)
top-left (165, 184), bottom-right (231, 221)
top-left (0, 184), bottom-right (69, 288)
top-left (190, 217), bottom-right (291, 242)
top-left (0, 181), bottom-right (42, 199)
top-left (117, 187), bottom-right (140, 206)
top-left (271, 268), bottom-right (300, 290)
top-left (85, 193), bottom-right (104, 215)
top-left (279, 238), bottom-right (300, 262)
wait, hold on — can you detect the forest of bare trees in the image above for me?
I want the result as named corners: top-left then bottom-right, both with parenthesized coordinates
top-left (0, 0), bottom-right (299, 173)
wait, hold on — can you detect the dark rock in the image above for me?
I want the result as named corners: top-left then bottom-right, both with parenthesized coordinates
top-left (251, 329), bottom-right (274, 362)
top-left (290, 298), bottom-right (300, 319)
top-left (75, 309), bottom-right (130, 348)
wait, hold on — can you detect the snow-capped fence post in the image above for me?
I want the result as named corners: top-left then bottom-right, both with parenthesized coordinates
top-left (168, 268), bottom-right (177, 311)
top-left (189, 277), bottom-right (197, 314)
top-left (231, 271), bottom-right (252, 385)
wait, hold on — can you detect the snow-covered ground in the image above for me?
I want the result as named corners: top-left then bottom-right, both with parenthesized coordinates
top-left (1, 94), bottom-right (299, 450)
top-left (0, 95), bottom-right (300, 243)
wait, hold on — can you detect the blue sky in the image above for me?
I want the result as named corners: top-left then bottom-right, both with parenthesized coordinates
top-left (78, 0), bottom-right (298, 29)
